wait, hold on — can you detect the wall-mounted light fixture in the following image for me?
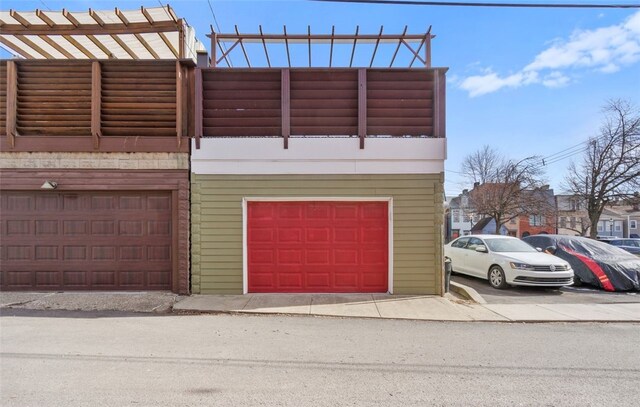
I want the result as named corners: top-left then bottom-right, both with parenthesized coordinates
top-left (40, 181), bottom-right (58, 190)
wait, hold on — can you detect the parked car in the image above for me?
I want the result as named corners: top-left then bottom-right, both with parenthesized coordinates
top-left (522, 235), bottom-right (640, 292)
top-left (444, 235), bottom-right (573, 289)
top-left (607, 239), bottom-right (640, 256)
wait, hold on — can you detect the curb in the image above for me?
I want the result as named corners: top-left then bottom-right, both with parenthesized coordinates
top-left (450, 281), bottom-right (487, 304)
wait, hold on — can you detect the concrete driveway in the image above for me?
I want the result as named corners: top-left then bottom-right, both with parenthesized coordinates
top-left (452, 273), bottom-right (640, 304)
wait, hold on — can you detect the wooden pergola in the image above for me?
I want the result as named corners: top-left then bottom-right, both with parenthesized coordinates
top-left (0, 5), bottom-right (198, 60)
top-left (208, 26), bottom-right (435, 68)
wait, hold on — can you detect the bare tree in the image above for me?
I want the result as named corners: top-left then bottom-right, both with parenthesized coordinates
top-left (561, 215), bottom-right (591, 236)
top-left (564, 99), bottom-right (640, 239)
top-left (461, 145), bottom-right (502, 184)
top-left (461, 146), bottom-right (549, 234)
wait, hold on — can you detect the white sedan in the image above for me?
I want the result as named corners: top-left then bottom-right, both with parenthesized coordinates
top-left (444, 235), bottom-right (574, 289)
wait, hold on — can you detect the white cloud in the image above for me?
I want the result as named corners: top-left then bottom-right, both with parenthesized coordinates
top-left (460, 71), bottom-right (538, 97)
top-left (459, 11), bottom-right (640, 97)
top-left (542, 72), bottom-right (570, 88)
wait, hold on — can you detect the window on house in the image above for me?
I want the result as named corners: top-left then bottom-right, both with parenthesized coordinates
top-left (559, 217), bottom-right (566, 228)
top-left (597, 223), bottom-right (603, 232)
top-left (463, 213), bottom-right (471, 222)
top-left (452, 209), bottom-right (460, 223)
top-left (615, 223), bottom-right (622, 232)
top-left (570, 217), bottom-right (576, 229)
top-left (529, 215), bottom-right (546, 226)
top-left (631, 220), bottom-right (638, 229)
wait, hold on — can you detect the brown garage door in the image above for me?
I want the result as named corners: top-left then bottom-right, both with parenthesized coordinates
top-left (0, 191), bottom-right (172, 291)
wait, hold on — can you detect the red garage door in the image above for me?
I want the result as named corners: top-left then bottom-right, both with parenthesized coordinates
top-left (247, 201), bottom-right (388, 293)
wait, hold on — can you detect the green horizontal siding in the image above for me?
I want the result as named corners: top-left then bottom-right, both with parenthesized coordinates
top-left (191, 174), bottom-right (444, 295)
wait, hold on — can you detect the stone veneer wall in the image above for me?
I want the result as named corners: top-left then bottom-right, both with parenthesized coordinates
top-left (0, 152), bottom-right (189, 170)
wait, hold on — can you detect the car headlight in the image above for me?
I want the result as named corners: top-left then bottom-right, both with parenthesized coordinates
top-left (510, 262), bottom-right (535, 270)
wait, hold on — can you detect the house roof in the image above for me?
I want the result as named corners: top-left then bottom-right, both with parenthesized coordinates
top-left (0, 6), bottom-right (205, 60)
top-left (471, 217), bottom-right (493, 232)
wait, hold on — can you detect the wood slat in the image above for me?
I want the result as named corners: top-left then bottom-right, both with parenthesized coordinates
top-left (367, 126), bottom-right (433, 136)
top-left (367, 89), bottom-right (433, 99)
top-left (290, 126), bottom-right (357, 135)
top-left (203, 99), bottom-right (281, 110)
top-left (204, 80), bottom-right (281, 91)
top-left (100, 128), bottom-right (176, 136)
top-left (367, 80), bottom-right (433, 90)
top-left (290, 117), bottom-right (357, 126)
top-left (16, 127), bottom-right (90, 135)
top-left (367, 117), bottom-right (432, 126)
top-left (16, 62), bottom-right (91, 137)
top-left (203, 90), bottom-right (280, 100)
top-left (203, 108), bottom-right (281, 118)
top-left (203, 127), bottom-right (281, 137)
top-left (203, 117), bottom-right (282, 127)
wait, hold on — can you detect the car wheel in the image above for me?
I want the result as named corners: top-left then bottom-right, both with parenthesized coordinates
top-left (488, 265), bottom-right (508, 289)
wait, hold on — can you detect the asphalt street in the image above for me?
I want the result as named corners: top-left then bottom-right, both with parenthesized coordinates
top-left (452, 273), bottom-right (640, 304)
top-left (2, 311), bottom-right (639, 406)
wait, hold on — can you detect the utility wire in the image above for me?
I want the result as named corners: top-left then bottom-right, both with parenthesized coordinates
top-left (311, 0), bottom-right (640, 8)
top-left (207, 0), bottom-right (233, 67)
top-left (157, 0), bottom-right (198, 60)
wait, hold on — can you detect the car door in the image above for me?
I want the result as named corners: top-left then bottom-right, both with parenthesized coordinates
top-left (464, 237), bottom-right (485, 277)
top-left (448, 237), bottom-right (470, 274)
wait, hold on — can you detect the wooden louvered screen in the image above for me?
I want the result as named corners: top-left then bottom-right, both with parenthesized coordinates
top-left (290, 70), bottom-right (358, 136)
top-left (202, 70), bottom-right (281, 137)
top-left (101, 61), bottom-right (176, 137)
top-left (16, 62), bottom-right (92, 136)
top-left (0, 61), bottom-right (6, 135)
top-left (367, 70), bottom-right (434, 137)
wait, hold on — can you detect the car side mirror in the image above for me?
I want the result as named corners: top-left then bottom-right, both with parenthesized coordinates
top-left (544, 246), bottom-right (557, 255)
top-left (475, 245), bottom-right (488, 253)
top-left (536, 247), bottom-right (542, 252)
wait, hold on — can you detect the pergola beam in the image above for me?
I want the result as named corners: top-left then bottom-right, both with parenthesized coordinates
top-left (111, 34), bottom-right (139, 59)
top-left (259, 25), bottom-right (271, 67)
top-left (0, 6), bottom-right (187, 61)
top-left (349, 26), bottom-right (359, 68)
top-left (235, 25), bottom-right (251, 67)
top-left (89, 9), bottom-right (106, 27)
top-left (135, 34), bottom-right (160, 59)
top-left (14, 34), bottom-right (54, 59)
top-left (369, 26), bottom-right (384, 68)
top-left (159, 32), bottom-right (179, 58)
top-left (9, 10), bottom-right (31, 28)
top-left (284, 26), bottom-right (291, 68)
top-left (389, 26), bottom-right (408, 68)
top-left (36, 10), bottom-right (56, 27)
top-left (115, 8), bottom-right (130, 26)
top-left (39, 35), bottom-right (76, 59)
top-left (1, 21), bottom-right (180, 35)
top-left (208, 32), bottom-right (433, 43)
top-left (85, 35), bottom-right (112, 58)
top-left (141, 6), bottom-right (155, 25)
top-left (62, 9), bottom-right (80, 27)
top-left (0, 36), bottom-right (36, 58)
top-left (208, 26), bottom-right (434, 69)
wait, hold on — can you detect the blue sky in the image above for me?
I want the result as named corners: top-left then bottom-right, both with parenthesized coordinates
top-left (3, 0), bottom-right (640, 196)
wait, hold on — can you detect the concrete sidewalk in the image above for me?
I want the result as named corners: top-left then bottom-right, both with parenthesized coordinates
top-left (173, 293), bottom-right (640, 322)
top-left (2, 291), bottom-right (638, 322)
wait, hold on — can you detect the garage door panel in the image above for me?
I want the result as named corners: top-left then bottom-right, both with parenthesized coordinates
top-left (1, 191), bottom-right (172, 291)
top-left (7, 220), bottom-right (30, 235)
top-left (248, 201), bottom-right (388, 293)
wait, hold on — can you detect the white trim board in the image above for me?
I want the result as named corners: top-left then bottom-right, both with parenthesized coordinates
top-left (242, 197), bottom-right (394, 295)
top-left (193, 138), bottom-right (446, 175)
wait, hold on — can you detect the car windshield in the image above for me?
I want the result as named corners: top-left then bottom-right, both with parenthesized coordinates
top-left (484, 238), bottom-right (538, 253)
